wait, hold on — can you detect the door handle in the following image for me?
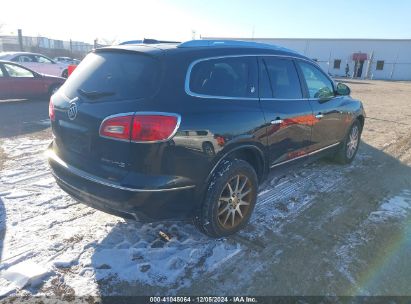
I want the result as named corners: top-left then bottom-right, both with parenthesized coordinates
top-left (315, 113), bottom-right (324, 119)
top-left (271, 119), bottom-right (284, 125)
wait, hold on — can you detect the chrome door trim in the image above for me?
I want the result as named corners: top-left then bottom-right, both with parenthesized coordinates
top-left (270, 142), bottom-right (340, 168)
top-left (184, 54), bottom-right (316, 101)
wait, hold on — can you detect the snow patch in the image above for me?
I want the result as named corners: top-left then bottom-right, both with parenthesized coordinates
top-left (1, 261), bottom-right (51, 289)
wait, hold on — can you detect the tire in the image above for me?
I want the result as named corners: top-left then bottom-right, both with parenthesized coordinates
top-left (48, 84), bottom-right (61, 97)
top-left (202, 142), bottom-right (215, 156)
top-left (193, 159), bottom-right (258, 238)
top-left (62, 69), bottom-right (68, 78)
top-left (333, 119), bottom-right (362, 164)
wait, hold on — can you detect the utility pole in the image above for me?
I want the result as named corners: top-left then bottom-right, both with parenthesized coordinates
top-left (70, 39), bottom-right (73, 56)
top-left (17, 29), bottom-right (24, 51)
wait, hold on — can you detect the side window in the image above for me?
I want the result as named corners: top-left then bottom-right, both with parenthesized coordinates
top-left (263, 57), bottom-right (302, 99)
top-left (189, 57), bottom-right (257, 98)
top-left (4, 64), bottom-right (34, 77)
top-left (258, 59), bottom-right (272, 98)
top-left (298, 61), bottom-right (334, 99)
top-left (35, 55), bottom-right (53, 64)
top-left (16, 55), bottom-right (34, 63)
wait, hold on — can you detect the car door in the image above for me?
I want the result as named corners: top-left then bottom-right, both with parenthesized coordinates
top-left (258, 56), bottom-right (314, 166)
top-left (296, 60), bottom-right (347, 151)
top-left (34, 55), bottom-right (64, 76)
top-left (13, 54), bottom-right (37, 71)
top-left (0, 64), bottom-right (13, 99)
top-left (3, 63), bottom-right (46, 98)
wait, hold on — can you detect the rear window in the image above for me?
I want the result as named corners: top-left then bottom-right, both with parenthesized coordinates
top-left (189, 57), bottom-right (257, 98)
top-left (61, 51), bottom-right (160, 101)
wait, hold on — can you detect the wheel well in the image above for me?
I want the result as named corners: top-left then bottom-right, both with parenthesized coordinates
top-left (227, 147), bottom-right (265, 182)
top-left (357, 115), bottom-right (365, 131)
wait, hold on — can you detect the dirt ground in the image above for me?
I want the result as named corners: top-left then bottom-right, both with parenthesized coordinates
top-left (0, 80), bottom-right (410, 299)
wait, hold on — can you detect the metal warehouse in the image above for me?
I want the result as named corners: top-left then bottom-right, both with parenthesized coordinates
top-left (204, 37), bottom-right (411, 80)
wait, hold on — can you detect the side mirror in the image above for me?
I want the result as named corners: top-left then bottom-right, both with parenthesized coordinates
top-left (336, 83), bottom-right (351, 96)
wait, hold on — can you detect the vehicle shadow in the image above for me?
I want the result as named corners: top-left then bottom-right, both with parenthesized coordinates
top-left (88, 141), bottom-right (411, 297)
top-left (0, 99), bottom-right (50, 138)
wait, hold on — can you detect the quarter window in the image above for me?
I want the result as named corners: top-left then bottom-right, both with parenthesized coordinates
top-left (262, 57), bottom-right (302, 99)
top-left (4, 64), bottom-right (34, 77)
top-left (189, 57), bottom-right (257, 98)
top-left (298, 62), bottom-right (334, 99)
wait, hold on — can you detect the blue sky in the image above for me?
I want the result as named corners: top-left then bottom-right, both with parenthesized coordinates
top-left (1, 0), bottom-right (410, 42)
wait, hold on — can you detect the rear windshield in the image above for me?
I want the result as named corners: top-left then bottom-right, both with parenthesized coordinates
top-left (61, 51), bottom-right (160, 101)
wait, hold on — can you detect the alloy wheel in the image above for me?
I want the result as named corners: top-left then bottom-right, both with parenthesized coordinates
top-left (217, 174), bottom-right (253, 229)
top-left (347, 125), bottom-right (359, 159)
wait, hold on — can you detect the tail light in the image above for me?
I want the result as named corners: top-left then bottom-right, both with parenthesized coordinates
top-left (49, 98), bottom-right (55, 121)
top-left (99, 112), bottom-right (180, 143)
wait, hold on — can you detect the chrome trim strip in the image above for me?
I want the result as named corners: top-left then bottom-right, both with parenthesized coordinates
top-left (46, 150), bottom-right (195, 192)
top-left (270, 142), bottom-right (340, 168)
top-left (99, 111), bottom-right (182, 144)
top-left (184, 54), bottom-right (316, 101)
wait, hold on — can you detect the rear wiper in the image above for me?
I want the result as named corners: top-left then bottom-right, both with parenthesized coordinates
top-left (77, 89), bottom-right (115, 100)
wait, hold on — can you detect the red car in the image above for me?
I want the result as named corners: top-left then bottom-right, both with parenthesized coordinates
top-left (0, 60), bottom-right (65, 99)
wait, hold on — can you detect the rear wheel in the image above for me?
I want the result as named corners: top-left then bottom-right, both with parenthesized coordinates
top-left (194, 159), bottom-right (258, 237)
top-left (333, 119), bottom-right (361, 164)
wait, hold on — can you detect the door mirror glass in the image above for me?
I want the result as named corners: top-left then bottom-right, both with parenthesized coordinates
top-left (336, 83), bottom-right (351, 96)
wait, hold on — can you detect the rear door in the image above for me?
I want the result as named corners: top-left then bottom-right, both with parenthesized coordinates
top-left (258, 56), bottom-right (313, 166)
top-left (51, 50), bottom-right (161, 180)
top-left (296, 60), bottom-right (346, 151)
top-left (3, 63), bottom-right (45, 98)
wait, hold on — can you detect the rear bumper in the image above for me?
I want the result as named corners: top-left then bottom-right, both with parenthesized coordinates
top-left (47, 149), bottom-right (197, 220)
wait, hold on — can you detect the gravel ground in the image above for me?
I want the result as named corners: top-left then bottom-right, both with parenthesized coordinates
top-left (0, 80), bottom-right (410, 300)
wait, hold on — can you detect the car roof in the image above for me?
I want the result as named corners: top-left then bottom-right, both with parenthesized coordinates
top-left (98, 39), bottom-right (309, 61)
top-left (0, 51), bottom-right (50, 58)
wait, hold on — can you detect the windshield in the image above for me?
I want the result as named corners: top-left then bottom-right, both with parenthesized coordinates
top-left (61, 51), bottom-right (160, 101)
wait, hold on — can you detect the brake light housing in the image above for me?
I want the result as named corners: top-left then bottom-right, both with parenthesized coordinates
top-left (99, 112), bottom-right (180, 143)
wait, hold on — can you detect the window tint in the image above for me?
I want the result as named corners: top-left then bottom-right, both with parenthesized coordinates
top-left (263, 58), bottom-right (302, 99)
top-left (4, 64), bottom-right (34, 77)
top-left (298, 61), bottom-right (334, 99)
top-left (189, 57), bottom-right (257, 98)
top-left (61, 52), bottom-right (160, 101)
top-left (258, 59), bottom-right (273, 98)
top-left (35, 55), bottom-right (53, 64)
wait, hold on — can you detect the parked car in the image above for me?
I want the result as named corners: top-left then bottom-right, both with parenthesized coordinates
top-left (0, 60), bottom-right (65, 99)
top-left (47, 40), bottom-right (365, 237)
top-left (54, 57), bottom-right (81, 65)
top-left (0, 52), bottom-right (69, 78)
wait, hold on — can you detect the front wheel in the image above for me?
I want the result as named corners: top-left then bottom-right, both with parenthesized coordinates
top-left (333, 119), bottom-right (362, 164)
top-left (194, 159), bottom-right (258, 237)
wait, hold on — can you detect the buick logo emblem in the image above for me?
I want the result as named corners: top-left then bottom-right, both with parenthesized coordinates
top-left (67, 102), bottom-right (78, 120)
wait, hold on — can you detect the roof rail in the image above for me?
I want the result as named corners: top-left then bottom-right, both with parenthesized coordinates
top-left (177, 39), bottom-right (298, 53)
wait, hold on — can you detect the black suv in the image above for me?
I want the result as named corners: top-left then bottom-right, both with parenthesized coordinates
top-left (48, 40), bottom-right (365, 237)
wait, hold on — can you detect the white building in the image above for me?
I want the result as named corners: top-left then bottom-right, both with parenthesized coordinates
top-left (203, 38), bottom-right (411, 81)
